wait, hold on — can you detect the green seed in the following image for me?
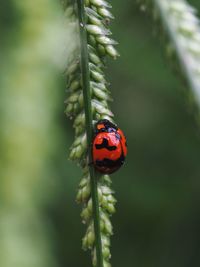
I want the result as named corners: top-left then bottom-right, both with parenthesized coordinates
top-left (89, 62), bottom-right (104, 74)
top-left (92, 98), bottom-right (107, 109)
top-left (81, 207), bottom-right (91, 221)
top-left (103, 260), bottom-right (111, 267)
top-left (85, 0), bottom-right (90, 6)
top-left (101, 235), bottom-right (111, 247)
top-left (79, 176), bottom-right (89, 188)
top-left (67, 93), bottom-right (79, 103)
top-left (86, 24), bottom-right (111, 35)
top-left (82, 236), bottom-right (87, 250)
top-left (101, 185), bottom-right (113, 195)
top-left (88, 34), bottom-right (97, 46)
top-left (103, 216), bottom-right (113, 235)
top-left (75, 126), bottom-right (84, 136)
top-left (90, 81), bottom-right (107, 91)
top-left (72, 135), bottom-right (82, 147)
top-left (93, 86), bottom-right (109, 100)
top-left (85, 6), bottom-right (102, 19)
top-left (78, 92), bottom-right (84, 107)
top-left (97, 187), bottom-right (103, 202)
top-left (90, 0), bottom-right (112, 8)
top-left (65, 103), bottom-right (73, 115)
top-left (73, 112), bottom-right (85, 127)
top-left (82, 184), bottom-right (91, 201)
top-left (101, 195), bottom-right (108, 207)
top-left (87, 198), bottom-right (93, 212)
top-left (72, 103), bottom-right (79, 114)
top-left (89, 51), bottom-right (102, 65)
top-left (98, 44), bottom-right (106, 56)
top-left (102, 246), bottom-right (111, 259)
top-left (69, 148), bottom-right (76, 160)
top-left (106, 45), bottom-right (119, 59)
top-left (106, 203), bottom-right (116, 214)
top-left (87, 12), bottom-right (104, 26)
top-left (100, 219), bottom-right (105, 231)
top-left (66, 61), bottom-right (79, 76)
top-left (96, 35), bottom-right (118, 45)
top-left (64, 6), bottom-right (74, 18)
top-left (69, 80), bottom-right (80, 91)
top-left (107, 194), bottom-right (117, 204)
top-left (76, 189), bottom-right (82, 203)
top-left (103, 174), bottom-right (112, 184)
top-left (87, 230), bottom-right (95, 247)
top-left (98, 7), bottom-right (114, 19)
top-left (90, 69), bottom-right (105, 82)
top-left (81, 133), bottom-right (87, 150)
top-left (93, 100), bottom-right (113, 116)
top-left (74, 145), bottom-right (84, 159)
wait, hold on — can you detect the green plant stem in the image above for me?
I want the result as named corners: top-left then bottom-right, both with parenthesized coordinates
top-left (77, 1), bottom-right (103, 267)
top-left (153, 0), bottom-right (200, 102)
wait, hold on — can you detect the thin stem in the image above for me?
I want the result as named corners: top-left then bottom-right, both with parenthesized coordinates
top-left (76, 1), bottom-right (103, 267)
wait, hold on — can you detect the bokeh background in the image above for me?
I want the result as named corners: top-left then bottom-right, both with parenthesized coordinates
top-left (1, 0), bottom-right (200, 267)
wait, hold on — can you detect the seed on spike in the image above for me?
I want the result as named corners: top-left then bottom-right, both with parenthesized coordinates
top-left (106, 45), bottom-right (120, 59)
top-left (98, 7), bottom-right (114, 19)
top-left (96, 36), bottom-right (118, 45)
top-left (98, 44), bottom-right (106, 56)
top-left (86, 24), bottom-right (111, 35)
top-left (90, 0), bottom-right (112, 8)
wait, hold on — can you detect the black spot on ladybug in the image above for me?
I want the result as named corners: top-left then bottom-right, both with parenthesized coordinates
top-left (95, 153), bottom-right (125, 174)
top-left (95, 138), bottom-right (117, 151)
top-left (95, 128), bottom-right (106, 134)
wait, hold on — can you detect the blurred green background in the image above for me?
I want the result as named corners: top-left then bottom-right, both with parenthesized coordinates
top-left (1, 0), bottom-right (200, 267)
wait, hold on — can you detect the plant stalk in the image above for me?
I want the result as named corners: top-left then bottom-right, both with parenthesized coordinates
top-left (76, 1), bottom-right (103, 267)
top-left (153, 0), bottom-right (200, 102)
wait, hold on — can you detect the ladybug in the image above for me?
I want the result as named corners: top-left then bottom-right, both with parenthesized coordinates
top-left (92, 119), bottom-right (127, 174)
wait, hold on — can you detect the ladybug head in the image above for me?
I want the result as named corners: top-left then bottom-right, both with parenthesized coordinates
top-left (95, 119), bottom-right (118, 133)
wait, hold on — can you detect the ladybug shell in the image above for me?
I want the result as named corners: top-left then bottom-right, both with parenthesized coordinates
top-left (117, 128), bottom-right (127, 157)
top-left (92, 120), bottom-right (127, 174)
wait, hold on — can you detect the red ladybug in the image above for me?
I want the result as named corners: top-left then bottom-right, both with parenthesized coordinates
top-left (92, 119), bottom-right (127, 174)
